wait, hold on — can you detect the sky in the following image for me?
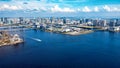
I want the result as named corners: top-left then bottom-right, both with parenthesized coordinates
top-left (0, 0), bottom-right (120, 17)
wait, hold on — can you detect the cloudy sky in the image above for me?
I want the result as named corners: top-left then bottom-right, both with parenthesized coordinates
top-left (0, 0), bottom-right (120, 17)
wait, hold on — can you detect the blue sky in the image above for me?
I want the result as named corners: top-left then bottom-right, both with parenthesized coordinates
top-left (0, 0), bottom-right (120, 17)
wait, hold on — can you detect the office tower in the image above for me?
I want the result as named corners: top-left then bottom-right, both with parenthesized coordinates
top-left (109, 19), bottom-right (117, 27)
top-left (93, 19), bottom-right (99, 26)
top-left (19, 17), bottom-right (23, 23)
top-left (99, 20), bottom-right (107, 27)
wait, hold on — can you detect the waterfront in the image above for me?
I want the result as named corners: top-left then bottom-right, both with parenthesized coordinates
top-left (0, 29), bottom-right (120, 68)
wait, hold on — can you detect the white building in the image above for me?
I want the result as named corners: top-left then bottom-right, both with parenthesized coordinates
top-left (62, 28), bottom-right (71, 32)
top-left (108, 26), bottom-right (120, 31)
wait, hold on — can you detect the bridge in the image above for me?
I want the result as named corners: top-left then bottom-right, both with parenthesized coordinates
top-left (0, 25), bottom-right (28, 31)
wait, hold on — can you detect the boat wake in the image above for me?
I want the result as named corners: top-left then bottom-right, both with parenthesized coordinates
top-left (31, 38), bottom-right (42, 42)
top-left (25, 36), bottom-right (42, 42)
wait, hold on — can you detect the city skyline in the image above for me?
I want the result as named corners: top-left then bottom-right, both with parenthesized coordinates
top-left (0, 0), bottom-right (120, 17)
top-left (1, 1), bottom-right (120, 68)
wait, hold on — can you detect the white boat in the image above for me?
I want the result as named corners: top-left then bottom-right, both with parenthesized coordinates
top-left (31, 38), bottom-right (42, 42)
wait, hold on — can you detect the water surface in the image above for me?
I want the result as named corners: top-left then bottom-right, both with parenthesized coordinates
top-left (0, 30), bottom-right (120, 68)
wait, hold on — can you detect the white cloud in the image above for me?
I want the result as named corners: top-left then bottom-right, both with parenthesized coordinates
top-left (103, 5), bottom-right (111, 11)
top-left (77, 8), bottom-right (81, 11)
top-left (10, 5), bottom-right (22, 10)
top-left (51, 5), bottom-right (61, 12)
top-left (2, 4), bottom-right (9, 8)
top-left (62, 8), bottom-right (75, 12)
top-left (103, 5), bottom-right (120, 12)
top-left (40, 7), bottom-right (47, 11)
top-left (94, 6), bottom-right (99, 12)
top-left (0, 2), bottom-right (120, 13)
top-left (0, 4), bottom-right (22, 11)
top-left (112, 7), bottom-right (120, 11)
top-left (82, 6), bottom-right (91, 12)
top-left (51, 5), bottom-right (75, 12)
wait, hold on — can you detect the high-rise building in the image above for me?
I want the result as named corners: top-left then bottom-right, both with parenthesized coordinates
top-left (51, 17), bottom-right (55, 24)
top-left (93, 19), bottom-right (99, 26)
top-left (63, 18), bottom-right (66, 24)
top-left (109, 19), bottom-right (117, 27)
top-left (0, 17), bottom-right (4, 22)
top-left (116, 19), bottom-right (120, 26)
top-left (2, 17), bottom-right (8, 24)
top-left (99, 20), bottom-right (107, 27)
top-left (19, 17), bottom-right (24, 24)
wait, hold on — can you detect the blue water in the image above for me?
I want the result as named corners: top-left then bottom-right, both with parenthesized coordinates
top-left (0, 29), bottom-right (120, 68)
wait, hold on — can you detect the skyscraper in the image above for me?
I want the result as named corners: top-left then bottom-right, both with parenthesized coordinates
top-left (109, 19), bottom-right (117, 27)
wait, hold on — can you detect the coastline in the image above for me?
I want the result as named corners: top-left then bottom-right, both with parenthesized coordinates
top-left (0, 40), bottom-right (23, 47)
top-left (62, 30), bottom-right (93, 35)
top-left (45, 29), bottom-right (93, 36)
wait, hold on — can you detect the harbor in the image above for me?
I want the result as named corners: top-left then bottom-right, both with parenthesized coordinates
top-left (0, 17), bottom-right (120, 47)
top-left (0, 29), bottom-right (120, 68)
top-left (0, 0), bottom-right (120, 67)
